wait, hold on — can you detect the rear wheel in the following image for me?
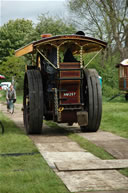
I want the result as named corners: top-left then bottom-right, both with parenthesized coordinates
top-left (81, 69), bottom-right (102, 132)
top-left (23, 70), bottom-right (43, 134)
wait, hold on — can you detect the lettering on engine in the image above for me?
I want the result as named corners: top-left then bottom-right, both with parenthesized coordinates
top-left (63, 92), bottom-right (76, 97)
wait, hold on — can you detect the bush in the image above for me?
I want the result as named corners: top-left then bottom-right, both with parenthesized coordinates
top-left (102, 84), bottom-right (119, 97)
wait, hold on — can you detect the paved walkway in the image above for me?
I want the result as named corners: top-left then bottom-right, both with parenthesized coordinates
top-left (78, 131), bottom-right (128, 159)
top-left (0, 102), bottom-right (128, 193)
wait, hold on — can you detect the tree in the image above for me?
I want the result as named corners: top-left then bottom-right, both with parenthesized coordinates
top-left (67, 0), bottom-right (128, 60)
top-left (0, 56), bottom-right (25, 88)
top-left (0, 19), bottom-right (34, 64)
top-left (34, 14), bottom-right (76, 40)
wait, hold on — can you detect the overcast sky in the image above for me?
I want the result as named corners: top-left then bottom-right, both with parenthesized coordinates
top-left (0, 0), bottom-right (69, 26)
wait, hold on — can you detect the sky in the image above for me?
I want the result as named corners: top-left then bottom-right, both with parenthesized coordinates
top-left (0, 0), bottom-right (69, 26)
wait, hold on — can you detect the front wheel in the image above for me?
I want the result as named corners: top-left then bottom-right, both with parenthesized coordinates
top-left (23, 70), bottom-right (43, 134)
top-left (81, 69), bottom-right (102, 132)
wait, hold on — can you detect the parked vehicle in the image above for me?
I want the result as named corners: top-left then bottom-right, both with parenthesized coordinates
top-left (0, 82), bottom-right (11, 90)
top-left (15, 32), bottom-right (107, 134)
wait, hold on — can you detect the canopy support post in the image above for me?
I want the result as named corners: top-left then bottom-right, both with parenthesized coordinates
top-left (85, 48), bottom-right (103, 68)
top-left (36, 48), bottom-right (57, 70)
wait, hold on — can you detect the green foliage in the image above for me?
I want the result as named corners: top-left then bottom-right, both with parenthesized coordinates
top-left (28, 14), bottom-right (76, 43)
top-left (36, 14), bottom-right (76, 36)
top-left (101, 55), bottom-right (120, 88)
top-left (0, 56), bottom-right (25, 89)
top-left (102, 84), bottom-right (119, 98)
top-left (0, 19), bottom-right (34, 63)
top-left (84, 52), bottom-right (120, 97)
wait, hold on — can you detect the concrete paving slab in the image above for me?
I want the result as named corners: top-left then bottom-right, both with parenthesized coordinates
top-left (55, 159), bottom-right (128, 171)
top-left (35, 142), bottom-right (86, 152)
top-left (79, 131), bottom-right (125, 141)
top-left (93, 140), bottom-right (128, 159)
top-left (79, 131), bottom-right (128, 159)
top-left (57, 170), bottom-right (128, 192)
top-left (41, 152), bottom-right (99, 168)
top-left (78, 191), bottom-right (128, 193)
top-left (30, 135), bottom-right (72, 143)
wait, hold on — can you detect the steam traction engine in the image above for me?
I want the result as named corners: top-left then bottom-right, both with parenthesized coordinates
top-left (15, 33), bottom-right (107, 134)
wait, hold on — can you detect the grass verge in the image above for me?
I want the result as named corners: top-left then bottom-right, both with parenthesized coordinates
top-left (0, 112), bottom-right (69, 193)
top-left (101, 100), bottom-right (128, 138)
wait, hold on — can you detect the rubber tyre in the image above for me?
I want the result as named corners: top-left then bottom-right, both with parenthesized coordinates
top-left (81, 69), bottom-right (102, 132)
top-left (23, 70), bottom-right (43, 134)
top-left (125, 93), bottom-right (128, 101)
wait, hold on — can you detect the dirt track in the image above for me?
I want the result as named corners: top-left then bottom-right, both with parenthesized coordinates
top-left (0, 102), bottom-right (128, 193)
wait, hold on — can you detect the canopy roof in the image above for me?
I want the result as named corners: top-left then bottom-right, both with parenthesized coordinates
top-left (116, 59), bottom-right (128, 68)
top-left (120, 59), bottom-right (128, 67)
top-left (15, 35), bottom-right (107, 57)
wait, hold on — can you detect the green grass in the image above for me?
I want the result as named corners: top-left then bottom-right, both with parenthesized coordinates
top-left (0, 112), bottom-right (37, 154)
top-left (0, 113), bottom-right (69, 193)
top-left (16, 90), bottom-right (23, 103)
top-left (101, 100), bottom-right (128, 138)
top-left (0, 156), bottom-right (69, 193)
top-left (0, 90), bottom-right (6, 101)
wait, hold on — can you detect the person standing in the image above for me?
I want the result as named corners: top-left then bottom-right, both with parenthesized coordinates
top-left (6, 84), bottom-right (16, 113)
